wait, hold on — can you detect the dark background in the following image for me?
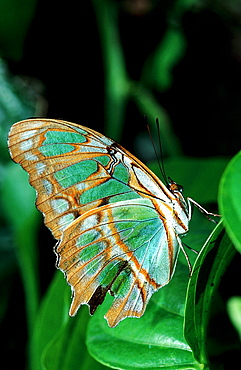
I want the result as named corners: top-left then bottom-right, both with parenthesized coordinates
top-left (9, 0), bottom-right (241, 157)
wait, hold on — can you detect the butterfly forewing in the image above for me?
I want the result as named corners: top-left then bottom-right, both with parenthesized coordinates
top-left (8, 119), bottom-right (189, 327)
top-left (8, 120), bottom-right (139, 239)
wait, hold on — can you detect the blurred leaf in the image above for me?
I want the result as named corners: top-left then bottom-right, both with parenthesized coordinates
top-left (92, 0), bottom-right (129, 141)
top-left (218, 151), bottom-right (241, 252)
top-left (0, 0), bottom-right (37, 61)
top-left (227, 296), bottom-right (241, 341)
top-left (131, 83), bottom-right (182, 156)
top-left (31, 271), bottom-right (107, 370)
top-left (142, 0), bottom-right (202, 92)
top-left (2, 163), bottom-right (37, 228)
top-left (173, 0), bottom-right (200, 15)
top-left (142, 28), bottom-right (186, 91)
top-left (30, 271), bottom-right (69, 370)
top-left (184, 222), bottom-right (236, 365)
top-left (87, 263), bottom-right (201, 370)
top-left (0, 225), bottom-right (16, 322)
top-left (0, 58), bottom-right (37, 163)
top-left (2, 162), bottom-right (40, 333)
top-left (0, 54), bottom-right (39, 349)
top-left (43, 312), bottom-right (107, 370)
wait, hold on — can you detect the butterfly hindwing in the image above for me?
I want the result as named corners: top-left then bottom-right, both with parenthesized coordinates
top-left (56, 198), bottom-right (180, 327)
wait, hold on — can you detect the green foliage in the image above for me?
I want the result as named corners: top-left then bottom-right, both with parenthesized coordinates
top-left (227, 296), bottom-right (241, 342)
top-left (0, 0), bottom-right (37, 61)
top-left (2, 164), bottom-right (40, 334)
top-left (29, 272), bottom-right (106, 370)
top-left (0, 59), bottom-right (36, 162)
top-left (92, 0), bottom-right (186, 155)
top-left (184, 222), bottom-right (236, 365)
top-left (87, 263), bottom-right (200, 370)
top-left (0, 58), bottom-right (38, 335)
top-left (219, 150), bottom-right (241, 253)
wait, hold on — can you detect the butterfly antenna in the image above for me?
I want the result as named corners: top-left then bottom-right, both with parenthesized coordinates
top-left (155, 118), bottom-right (169, 184)
top-left (144, 116), bottom-right (168, 184)
top-left (144, 117), bottom-right (159, 162)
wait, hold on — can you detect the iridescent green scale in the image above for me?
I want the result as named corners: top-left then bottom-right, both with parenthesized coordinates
top-left (8, 119), bottom-right (190, 327)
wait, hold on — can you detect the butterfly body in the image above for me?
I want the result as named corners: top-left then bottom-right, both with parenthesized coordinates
top-left (8, 119), bottom-right (190, 327)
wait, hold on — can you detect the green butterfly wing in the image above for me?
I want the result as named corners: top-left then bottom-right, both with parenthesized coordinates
top-left (8, 119), bottom-right (189, 326)
top-left (57, 198), bottom-right (180, 327)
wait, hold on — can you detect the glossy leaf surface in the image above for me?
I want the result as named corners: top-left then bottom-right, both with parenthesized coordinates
top-left (219, 151), bottom-right (241, 252)
top-left (184, 222), bottom-right (236, 366)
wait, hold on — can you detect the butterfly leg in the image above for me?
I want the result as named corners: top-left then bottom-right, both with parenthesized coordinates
top-left (187, 197), bottom-right (220, 224)
top-left (177, 237), bottom-right (194, 276)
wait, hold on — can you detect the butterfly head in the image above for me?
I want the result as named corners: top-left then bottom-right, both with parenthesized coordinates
top-left (167, 177), bottom-right (184, 195)
top-left (167, 177), bottom-right (188, 215)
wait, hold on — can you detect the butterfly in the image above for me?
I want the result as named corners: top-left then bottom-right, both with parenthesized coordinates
top-left (8, 119), bottom-right (207, 327)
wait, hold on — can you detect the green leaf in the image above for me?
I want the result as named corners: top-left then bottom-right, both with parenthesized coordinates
top-left (30, 271), bottom-right (107, 370)
top-left (0, 58), bottom-right (37, 163)
top-left (87, 263), bottom-right (201, 370)
top-left (131, 84), bottom-right (182, 156)
top-left (2, 162), bottom-right (40, 333)
top-left (218, 151), bottom-right (241, 252)
top-left (92, 0), bottom-right (129, 141)
top-left (0, 0), bottom-right (37, 61)
top-left (43, 311), bottom-right (107, 370)
top-left (29, 272), bottom-right (69, 370)
top-left (184, 222), bottom-right (236, 366)
top-left (142, 28), bottom-right (186, 91)
top-left (227, 296), bottom-right (241, 341)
